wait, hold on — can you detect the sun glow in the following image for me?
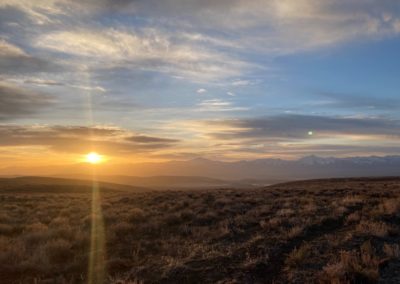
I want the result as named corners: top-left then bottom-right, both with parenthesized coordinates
top-left (85, 152), bottom-right (103, 164)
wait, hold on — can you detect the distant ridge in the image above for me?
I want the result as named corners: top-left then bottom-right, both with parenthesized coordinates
top-left (51, 175), bottom-right (260, 189)
top-left (269, 176), bottom-right (400, 188)
top-left (1, 155), bottom-right (400, 180)
top-left (0, 176), bottom-right (149, 193)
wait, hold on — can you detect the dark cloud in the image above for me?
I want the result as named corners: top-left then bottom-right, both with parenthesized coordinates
top-left (151, 152), bottom-right (205, 160)
top-left (0, 83), bottom-right (53, 120)
top-left (0, 125), bottom-right (180, 154)
top-left (205, 114), bottom-right (400, 140)
top-left (70, 0), bottom-right (138, 12)
top-left (125, 135), bottom-right (179, 144)
top-left (50, 126), bottom-right (123, 137)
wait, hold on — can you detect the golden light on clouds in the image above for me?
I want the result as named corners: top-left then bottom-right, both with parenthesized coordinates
top-left (85, 152), bottom-right (103, 164)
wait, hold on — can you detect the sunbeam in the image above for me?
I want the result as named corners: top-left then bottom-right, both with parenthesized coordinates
top-left (87, 167), bottom-right (106, 284)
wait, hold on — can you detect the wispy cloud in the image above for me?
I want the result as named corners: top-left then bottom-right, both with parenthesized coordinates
top-left (197, 99), bottom-right (249, 112)
top-left (6, 0), bottom-right (398, 84)
top-left (38, 0), bottom-right (399, 53)
top-left (232, 80), bottom-right (251, 86)
top-left (35, 28), bottom-right (251, 83)
top-left (4, 0), bottom-right (400, 55)
top-left (23, 78), bottom-right (64, 86)
top-left (22, 78), bottom-right (106, 93)
top-left (0, 0), bottom-right (65, 24)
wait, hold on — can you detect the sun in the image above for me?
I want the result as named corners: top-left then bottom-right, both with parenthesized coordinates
top-left (85, 152), bottom-right (103, 164)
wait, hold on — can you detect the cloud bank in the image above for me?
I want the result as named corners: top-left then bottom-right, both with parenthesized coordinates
top-left (0, 125), bottom-right (180, 155)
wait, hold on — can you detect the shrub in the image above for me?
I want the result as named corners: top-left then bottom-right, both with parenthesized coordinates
top-left (268, 217), bottom-right (282, 228)
top-left (23, 223), bottom-right (49, 247)
top-left (383, 243), bottom-right (400, 258)
top-left (277, 208), bottom-right (295, 217)
top-left (180, 210), bottom-right (195, 222)
top-left (128, 208), bottom-right (146, 223)
top-left (346, 212), bottom-right (361, 224)
top-left (286, 225), bottom-right (304, 239)
top-left (0, 240), bottom-right (25, 266)
top-left (49, 217), bottom-right (70, 228)
top-left (44, 239), bottom-right (73, 264)
top-left (321, 242), bottom-right (380, 283)
top-left (259, 219), bottom-right (269, 229)
top-left (112, 222), bottom-right (135, 236)
top-left (163, 213), bottom-right (183, 226)
top-left (0, 224), bottom-right (14, 235)
top-left (342, 195), bottom-right (363, 206)
top-left (381, 198), bottom-right (400, 215)
top-left (203, 194), bottom-right (215, 205)
top-left (285, 243), bottom-right (311, 268)
top-left (0, 213), bottom-right (11, 223)
top-left (356, 221), bottom-right (391, 238)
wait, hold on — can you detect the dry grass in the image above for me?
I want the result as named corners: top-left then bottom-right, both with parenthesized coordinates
top-left (321, 241), bottom-right (381, 283)
top-left (356, 221), bottom-right (392, 238)
top-left (285, 243), bottom-right (311, 268)
top-left (1, 177), bottom-right (400, 283)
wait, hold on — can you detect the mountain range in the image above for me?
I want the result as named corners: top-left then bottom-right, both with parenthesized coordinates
top-left (1, 155), bottom-right (399, 182)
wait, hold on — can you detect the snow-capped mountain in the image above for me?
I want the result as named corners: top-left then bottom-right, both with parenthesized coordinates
top-left (2, 155), bottom-right (399, 181)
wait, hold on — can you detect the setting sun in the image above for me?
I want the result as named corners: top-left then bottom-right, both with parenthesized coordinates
top-left (85, 152), bottom-right (103, 164)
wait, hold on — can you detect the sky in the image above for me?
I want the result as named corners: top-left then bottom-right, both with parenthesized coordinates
top-left (1, 0), bottom-right (400, 169)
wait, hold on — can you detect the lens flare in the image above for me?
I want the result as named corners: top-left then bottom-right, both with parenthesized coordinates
top-left (88, 170), bottom-right (106, 284)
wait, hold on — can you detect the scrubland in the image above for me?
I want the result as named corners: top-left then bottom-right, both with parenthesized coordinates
top-left (1, 177), bottom-right (400, 283)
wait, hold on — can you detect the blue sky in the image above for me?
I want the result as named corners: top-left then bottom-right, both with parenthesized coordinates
top-left (1, 0), bottom-right (400, 166)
